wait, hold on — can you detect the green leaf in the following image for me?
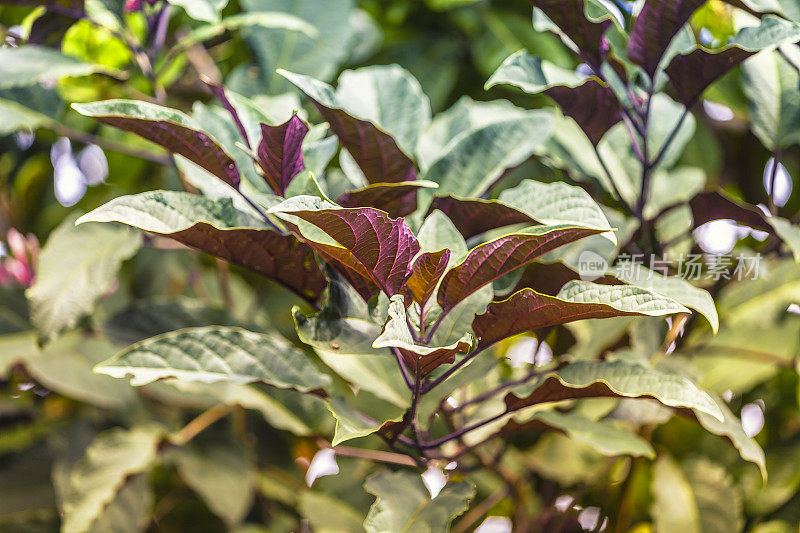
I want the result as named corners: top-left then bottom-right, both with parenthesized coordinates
top-left (61, 426), bottom-right (163, 533)
top-left (651, 455), bottom-right (701, 533)
top-left (611, 263), bottom-right (719, 333)
top-left (417, 210), bottom-right (469, 264)
top-left (514, 410), bottom-right (655, 458)
top-left (85, 475), bottom-right (152, 533)
top-left (373, 295), bottom-right (472, 375)
top-left (644, 167), bottom-right (707, 219)
top-left (299, 492), bottom-right (365, 533)
top-left (26, 217), bottom-right (141, 342)
top-left (497, 180), bottom-right (616, 242)
top-left (363, 470), bottom-right (474, 533)
top-left (742, 48), bottom-right (800, 150)
top-left (169, 0), bottom-right (228, 22)
top-left (0, 45), bottom-right (117, 89)
top-left (717, 259), bottom-right (800, 325)
top-left (239, 0), bottom-right (356, 94)
top-left (327, 395), bottom-right (404, 445)
top-left (95, 326), bottom-right (331, 391)
top-left (293, 280), bottom-right (409, 407)
top-left (767, 216), bottom-right (800, 262)
top-left (77, 191), bottom-right (327, 302)
top-left (423, 109), bottom-right (554, 197)
top-left (176, 12), bottom-right (318, 51)
top-left (485, 51), bottom-right (587, 93)
top-left (170, 438), bottom-right (254, 527)
top-left (506, 360), bottom-right (723, 422)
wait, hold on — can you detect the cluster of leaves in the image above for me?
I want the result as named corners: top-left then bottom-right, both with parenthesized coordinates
top-left (1, 0), bottom-right (800, 532)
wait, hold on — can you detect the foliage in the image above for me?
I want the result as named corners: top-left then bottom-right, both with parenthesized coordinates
top-left (1, 0), bottom-right (800, 531)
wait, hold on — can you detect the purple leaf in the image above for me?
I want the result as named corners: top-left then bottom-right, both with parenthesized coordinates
top-left (257, 115), bottom-right (309, 195)
top-left (437, 226), bottom-right (605, 313)
top-left (279, 70), bottom-right (417, 184)
top-left (666, 47), bottom-right (753, 106)
top-left (312, 242), bottom-right (380, 301)
top-left (282, 207), bottom-right (420, 296)
top-left (207, 81), bottom-right (252, 148)
top-left (532, 0), bottom-right (612, 68)
top-left (429, 196), bottom-right (535, 240)
top-left (406, 249), bottom-right (450, 306)
top-left (73, 100), bottom-right (240, 189)
top-left (628, 0), bottom-right (707, 78)
top-left (546, 80), bottom-right (622, 145)
top-left (689, 191), bottom-right (772, 232)
top-left (338, 182), bottom-right (434, 218)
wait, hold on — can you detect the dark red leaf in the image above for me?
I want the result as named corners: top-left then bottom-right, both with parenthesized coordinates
top-left (545, 80), bottom-right (622, 145)
top-left (284, 208), bottom-right (420, 296)
top-left (312, 242), bottom-right (380, 301)
top-left (473, 288), bottom-right (645, 349)
top-left (628, 0), bottom-right (707, 78)
top-left (437, 226), bottom-right (604, 313)
top-left (257, 115), bottom-right (309, 195)
top-left (666, 47), bottom-right (753, 106)
top-left (338, 183), bottom-right (430, 218)
top-left (207, 81), bottom-right (252, 148)
top-left (429, 196), bottom-right (535, 240)
top-left (406, 249), bottom-right (450, 306)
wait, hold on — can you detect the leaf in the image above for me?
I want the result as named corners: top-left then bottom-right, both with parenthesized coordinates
top-left (293, 279), bottom-right (409, 407)
top-left (299, 492), bottom-right (366, 533)
top-left (428, 196), bottom-right (533, 240)
top-left (279, 68), bottom-right (419, 183)
top-left (338, 181), bottom-right (438, 218)
top-left (95, 326), bottom-right (331, 391)
top-left (497, 180), bottom-right (616, 242)
top-left (438, 225), bottom-right (606, 314)
top-left (742, 48), bottom-right (800, 150)
top-left (684, 458), bottom-right (745, 533)
top-left (169, 0), bottom-right (227, 22)
top-left (26, 217), bottom-right (141, 343)
top-left (73, 100), bottom-right (241, 188)
top-left (175, 11), bottom-right (319, 51)
top-left (327, 395), bottom-right (405, 445)
top-left (651, 455), bottom-right (701, 533)
top-left (407, 249), bottom-right (450, 306)
top-left (373, 295), bottom-right (472, 375)
top-left (270, 202), bottom-right (420, 295)
top-left (170, 438), bottom-right (254, 527)
top-left (77, 191), bottom-right (327, 302)
top-left (240, 0), bottom-right (356, 93)
top-left (486, 51), bottom-right (621, 144)
top-left (85, 475), bottom-right (152, 533)
top-left (506, 410), bottom-right (655, 458)
top-left (611, 263), bottom-right (719, 333)
top-left (473, 281), bottom-right (689, 349)
top-left (257, 114), bottom-right (309, 195)
top-left (363, 470), bottom-right (474, 533)
top-left (690, 396), bottom-right (766, 478)
top-left (628, 0), bottom-right (707, 78)
top-left (666, 16), bottom-right (800, 106)
top-left (505, 360), bottom-right (723, 421)
top-left (417, 209), bottom-right (469, 262)
top-left (423, 109), bottom-right (555, 197)
top-left (0, 45), bottom-right (117, 89)
top-left (645, 166), bottom-right (707, 219)
top-left (531, 0), bottom-right (612, 68)
top-left (767, 216), bottom-right (800, 261)
top-left (61, 426), bottom-right (163, 533)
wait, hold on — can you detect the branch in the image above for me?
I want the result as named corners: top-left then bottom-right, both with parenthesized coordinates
top-left (172, 404), bottom-right (231, 445)
top-left (420, 347), bottom-right (486, 394)
top-left (392, 348), bottom-right (415, 390)
top-left (316, 439), bottom-right (417, 467)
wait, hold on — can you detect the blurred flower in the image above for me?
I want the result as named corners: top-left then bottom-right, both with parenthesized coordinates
top-left (763, 158), bottom-right (793, 208)
top-left (0, 228), bottom-right (39, 288)
top-left (475, 517), bottom-right (512, 533)
top-left (421, 466), bottom-right (447, 499)
top-left (741, 402), bottom-right (765, 437)
top-left (305, 448), bottom-right (339, 487)
top-left (50, 137), bottom-right (108, 207)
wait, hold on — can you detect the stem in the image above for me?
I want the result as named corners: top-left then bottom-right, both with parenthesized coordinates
top-left (452, 487), bottom-right (511, 533)
top-left (421, 409), bottom-right (509, 449)
top-left (150, 4), bottom-right (172, 56)
top-left (392, 347), bottom-right (415, 390)
top-left (215, 259), bottom-right (234, 311)
top-left (452, 368), bottom-right (547, 415)
top-left (592, 143), bottom-right (630, 211)
top-left (406, 368), bottom-right (427, 459)
top-left (648, 106), bottom-right (691, 174)
top-left (421, 346), bottom-right (486, 394)
top-left (316, 439), bottom-right (417, 467)
top-left (172, 404), bottom-right (231, 445)
top-left (768, 149), bottom-right (782, 216)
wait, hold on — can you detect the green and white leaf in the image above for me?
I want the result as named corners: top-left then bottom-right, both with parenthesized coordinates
top-left (767, 216), bottom-right (800, 262)
top-left (61, 426), bottom-right (163, 533)
top-left (485, 50), bottom-right (588, 93)
top-left (26, 216), bottom-right (141, 342)
top-left (95, 326), bottom-right (331, 391)
top-left (327, 395), bottom-right (404, 445)
top-left (498, 180), bottom-right (616, 242)
top-left (169, 0), bottom-right (228, 23)
top-left (557, 280), bottom-right (691, 316)
top-left (363, 470), bottom-right (474, 533)
top-left (0, 45), bottom-right (117, 89)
